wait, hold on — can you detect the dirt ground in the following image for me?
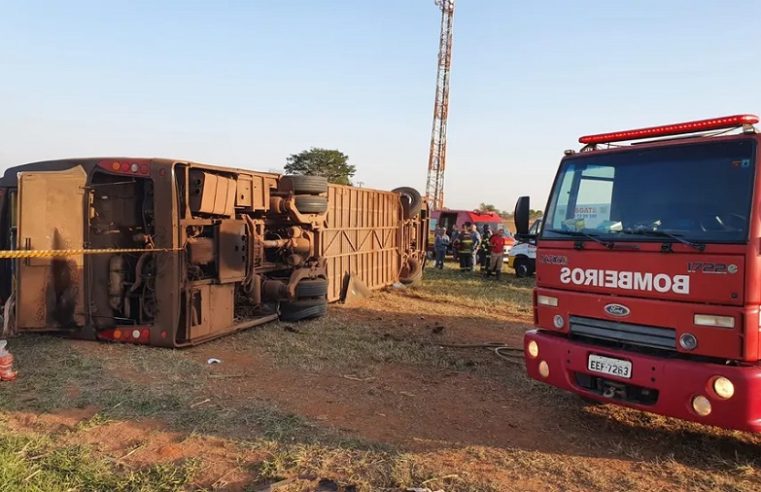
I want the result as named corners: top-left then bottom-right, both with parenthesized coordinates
top-left (1, 263), bottom-right (760, 491)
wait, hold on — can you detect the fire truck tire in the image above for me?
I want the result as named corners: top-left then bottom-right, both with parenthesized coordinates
top-left (281, 175), bottom-right (329, 195)
top-left (295, 278), bottom-right (329, 297)
top-left (392, 187), bottom-right (423, 219)
top-left (514, 257), bottom-right (530, 278)
top-left (294, 195), bottom-right (329, 214)
top-left (280, 298), bottom-right (328, 322)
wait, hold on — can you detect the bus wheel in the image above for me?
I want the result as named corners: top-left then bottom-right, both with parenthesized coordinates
top-left (295, 278), bottom-right (329, 298)
top-left (280, 175), bottom-right (329, 195)
top-left (392, 187), bottom-right (423, 219)
top-left (280, 298), bottom-right (328, 322)
top-left (399, 257), bottom-right (423, 285)
top-left (294, 195), bottom-right (329, 214)
top-left (514, 257), bottom-right (530, 278)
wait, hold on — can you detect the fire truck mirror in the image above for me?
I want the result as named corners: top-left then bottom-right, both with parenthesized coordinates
top-left (514, 196), bottom-right (530, 236)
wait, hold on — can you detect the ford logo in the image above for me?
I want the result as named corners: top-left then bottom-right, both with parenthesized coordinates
top-left (604, 303), bottom-right (630, 317)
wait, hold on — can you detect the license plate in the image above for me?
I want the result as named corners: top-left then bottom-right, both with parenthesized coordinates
top-left (588, 354), bottom-right (632, 379)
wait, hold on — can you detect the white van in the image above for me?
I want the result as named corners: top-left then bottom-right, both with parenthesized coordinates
top-left (507, 219), bottom-right (542, 277)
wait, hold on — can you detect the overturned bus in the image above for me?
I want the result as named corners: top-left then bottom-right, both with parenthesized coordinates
top-left (0, 158), bottom-right (427, 347)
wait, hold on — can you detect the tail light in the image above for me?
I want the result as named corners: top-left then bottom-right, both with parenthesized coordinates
top-left (97, 159), bottom-right (152, 176)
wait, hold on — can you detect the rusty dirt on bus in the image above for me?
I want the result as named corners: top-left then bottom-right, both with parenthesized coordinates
top-left (0, 158), bottom-right (427, 347)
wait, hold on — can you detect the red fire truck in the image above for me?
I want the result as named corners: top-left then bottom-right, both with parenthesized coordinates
top-left (515, 114), bottom-right (761, 432)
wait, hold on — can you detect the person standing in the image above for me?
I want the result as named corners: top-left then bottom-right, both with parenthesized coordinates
top-left (433, 227), bottom-right (450, 269)
top-left (449, 224), bottom-right (460, 263)
top-left (458, 223), bottom-right (474, 271)
top-left (470, 223), bottom-right (482, 272)
top-left (487, 228), bottom-right (507, 279)
top-left (478, 224), bottom-right (492, 272)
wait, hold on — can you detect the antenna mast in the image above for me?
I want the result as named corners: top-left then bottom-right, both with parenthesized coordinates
top-left (426, 0), bottom-right (455, 210)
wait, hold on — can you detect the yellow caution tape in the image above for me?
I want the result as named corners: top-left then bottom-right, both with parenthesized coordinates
top-left (0, 248), bottom-right (182, 259)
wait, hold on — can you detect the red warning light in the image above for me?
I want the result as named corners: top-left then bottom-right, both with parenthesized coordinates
top-left (97, 159), bottom-right (152, 176)
top-left (579, 114), bottom-right (759, 144)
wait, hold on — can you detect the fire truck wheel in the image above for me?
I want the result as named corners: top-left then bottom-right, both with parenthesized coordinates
top-left (281, 175), bottom-right (329, 195)
top-left (280, 298), bottom-right (328, 322)
top-left (392, 187), bottom-right (423, 219)
top-left (294, 195), bottom-right (329, 214)
top-left (514, 257), bottom-right (530, 278)
top-left (295, 278), bottom-right (329, 297)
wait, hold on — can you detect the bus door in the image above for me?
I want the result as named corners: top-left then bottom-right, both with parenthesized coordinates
top-left (15, 167), bottom-right (87, 330)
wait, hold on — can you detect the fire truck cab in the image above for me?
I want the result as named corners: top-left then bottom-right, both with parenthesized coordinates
top-left (516, 114), bottom-right (761, 432)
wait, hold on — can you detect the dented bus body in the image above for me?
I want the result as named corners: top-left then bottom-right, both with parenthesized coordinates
top-left (0, 158), bottom-right (427, 347)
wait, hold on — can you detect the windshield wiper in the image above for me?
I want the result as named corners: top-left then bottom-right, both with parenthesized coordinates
top-left (546, 229), bottom-right (614, 249)
top-left (619, 228), bottom-right (705, 252)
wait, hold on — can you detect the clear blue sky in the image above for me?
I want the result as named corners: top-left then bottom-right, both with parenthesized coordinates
top-left (1, 0), bottom-right (759, 211)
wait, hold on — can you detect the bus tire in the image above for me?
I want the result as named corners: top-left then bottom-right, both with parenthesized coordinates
top-left (280, 298), bottom-right (328, 322)
top-left (295, 278), bottom-right (329, 298)
top-left (281, 175), bottom-right (329, 195)
top-left (514, 257), bottom-right (530, 278)
top-left (294, 195), bottom-right (329, 214)
top-left (400, 257), bottom-right (423, 285)
top-left (392, 187), bottom-right (423, 219)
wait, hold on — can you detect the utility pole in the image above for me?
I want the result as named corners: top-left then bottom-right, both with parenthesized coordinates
top-left (425, 0), bottom-right (455, 210)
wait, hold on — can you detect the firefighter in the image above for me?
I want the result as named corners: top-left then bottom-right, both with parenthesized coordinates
top-left (449, 223), bottom-right (459, 262)
top-left (469, 223), bottom-right (481, 271)
top-left (457, 223), bottom-right (475, 271)
top-left (478, 224), bottom-right (492, 271)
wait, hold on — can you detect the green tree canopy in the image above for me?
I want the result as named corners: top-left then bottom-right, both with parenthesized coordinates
top-left (478, 202), bottom-right (498, 213)
top-left (284, 148), bottom-right (356, 185)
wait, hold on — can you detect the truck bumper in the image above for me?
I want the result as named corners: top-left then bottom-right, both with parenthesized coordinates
top-left (524, 330), bottom-right (761, 433)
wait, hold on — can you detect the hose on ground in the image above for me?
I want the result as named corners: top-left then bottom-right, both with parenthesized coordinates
top-left (437, 342), bottom-right (525, 365)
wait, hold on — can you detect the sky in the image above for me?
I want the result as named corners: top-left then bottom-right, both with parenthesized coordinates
top-left (1, 0), bottom-right (760, 212)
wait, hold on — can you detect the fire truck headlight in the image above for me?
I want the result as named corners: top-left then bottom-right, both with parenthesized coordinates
top-left (692, 395), bottom-right (712, 417)
top-left (694, 314), bottom-right (735, 328)
top-left (712, 376), bottom-right (735, 400)
top-left (553, 315), bottom-right (564, 329)
top-left (527, 340), bottom-right (539, 358)
top-left (537, 295), bottom-right (558, 307)
top-left (679, 333), bottom-right (698, 351)
top-left (538, 361), bottom-right (550, 378)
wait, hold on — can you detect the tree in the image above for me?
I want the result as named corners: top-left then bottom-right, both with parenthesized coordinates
top-left (285, 148), bottom-right (356, 185)
top-left (478, 202), bottom-right (498, 213)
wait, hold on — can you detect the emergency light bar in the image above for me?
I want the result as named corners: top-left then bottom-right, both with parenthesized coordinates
top-left (579, 114), bottom-right (759, 144)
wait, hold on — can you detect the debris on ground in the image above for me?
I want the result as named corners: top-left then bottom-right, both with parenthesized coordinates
top-left (0, 340), bottom-right (17, 381)
top-left (342, 274), bottom-right (372, 304)
top-left (283, 325), bottom-right (300, 334)
top-left (207, 358), bottom-right (222, 364)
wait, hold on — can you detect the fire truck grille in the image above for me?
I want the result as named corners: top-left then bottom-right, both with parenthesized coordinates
top-left (569, 316), bottom-right (676, 351)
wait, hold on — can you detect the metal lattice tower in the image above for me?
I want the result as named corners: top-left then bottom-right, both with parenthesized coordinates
top-left (425, 0), bottom-right (455, 210)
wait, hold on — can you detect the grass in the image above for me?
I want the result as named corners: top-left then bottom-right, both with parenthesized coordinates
top-left (402, 263), bottom-right (534, 316)
top-left (0, 260), bottom-right (759, 491)
top-left (0, 425), bottom-right (197, 492)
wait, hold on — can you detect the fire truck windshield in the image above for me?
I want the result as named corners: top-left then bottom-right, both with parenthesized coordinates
top-left (543, 139), bottom-right (756, 244)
